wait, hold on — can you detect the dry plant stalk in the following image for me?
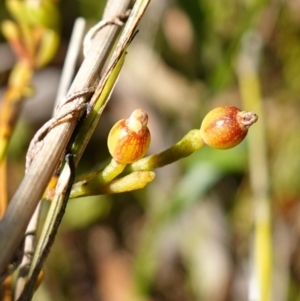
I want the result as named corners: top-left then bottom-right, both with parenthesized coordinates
top-left (0, 0), bottom-right (151, 278)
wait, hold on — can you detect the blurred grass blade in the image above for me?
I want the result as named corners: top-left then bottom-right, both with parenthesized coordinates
top-left (237, 31), bottom-right (272, 301)
top-left (0, 62), bottom-right (33, 162)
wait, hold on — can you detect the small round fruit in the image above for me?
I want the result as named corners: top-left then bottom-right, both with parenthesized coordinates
top-left (107, 109), bottom-right (151, 164)
top-left (200, 106), bottom-right (258, 149)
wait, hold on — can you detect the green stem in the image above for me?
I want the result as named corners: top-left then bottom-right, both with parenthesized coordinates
top-left (70, 159), bottom-right (126, 198)
top-left (127, 129), bottom-right (203, 172)
top-left (69, 129), bottom-right (203, 198)
top-left (82, 171), bottom-right (155, 196)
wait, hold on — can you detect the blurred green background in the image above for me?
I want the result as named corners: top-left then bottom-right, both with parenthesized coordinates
top-left (1, 0), bottom-right (300, 300)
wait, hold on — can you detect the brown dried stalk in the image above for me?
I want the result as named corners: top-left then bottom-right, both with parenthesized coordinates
top-left (0, 0), bottom-right (151, 277)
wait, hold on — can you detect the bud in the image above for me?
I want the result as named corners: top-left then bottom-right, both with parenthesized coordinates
top-left (107, 109), bottom-right (151, 164)
top-left (200, 106), bottom-right (258, 149)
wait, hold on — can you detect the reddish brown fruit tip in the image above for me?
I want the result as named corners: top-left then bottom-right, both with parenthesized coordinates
top-left (200, 106), bottom-right (258, 149)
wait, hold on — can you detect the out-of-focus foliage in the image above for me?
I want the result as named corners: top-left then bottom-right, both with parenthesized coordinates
top-left (1, 0), bottom-right (300, 300)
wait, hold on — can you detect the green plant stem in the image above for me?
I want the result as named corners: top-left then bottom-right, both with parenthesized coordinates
top-left (71, 170), bottom-right (155, 197)
top-left (97, 159), bottom-right (126, 183)
top-left (70, 159), bottom-right (126, 198)
top-left (69, 129), bottom-right (203, 198)
top-left (127, 129), bottom-right (203, 172)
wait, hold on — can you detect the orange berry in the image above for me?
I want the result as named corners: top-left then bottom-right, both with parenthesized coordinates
top-left (107, 109), bottom-right (151, 164)
top-left (200, 106), bottom-right (258, 149)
